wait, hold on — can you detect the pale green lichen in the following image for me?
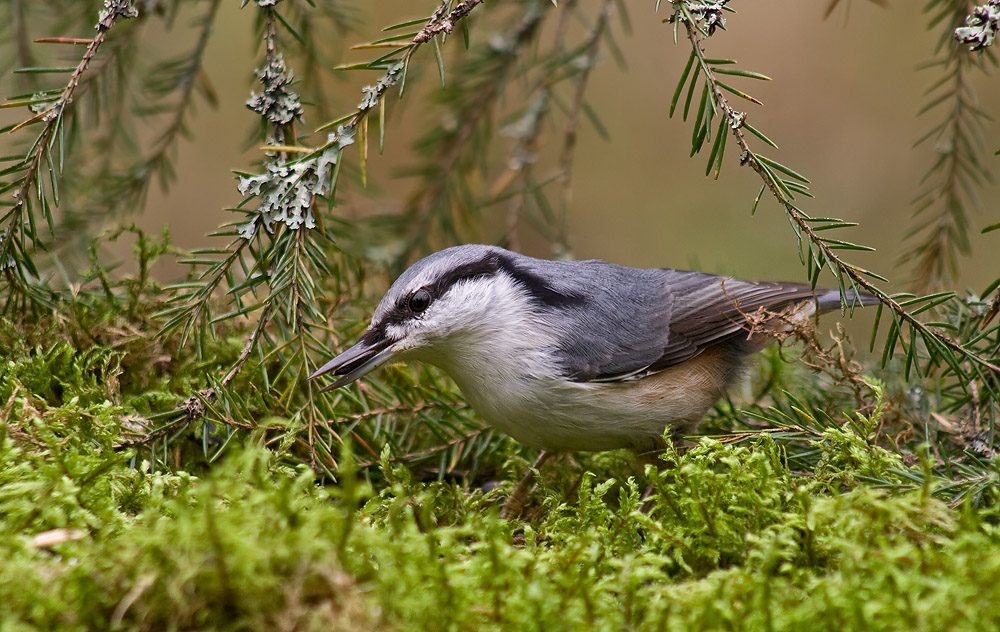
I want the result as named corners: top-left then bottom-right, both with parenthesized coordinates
top-left (237, 129), bottom-right (355, 237)
top-left (956, 1), bottom-right (1000, 51)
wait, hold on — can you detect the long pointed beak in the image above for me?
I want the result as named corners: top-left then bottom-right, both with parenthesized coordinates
top-left (308, 334), bottom-right (398, 392)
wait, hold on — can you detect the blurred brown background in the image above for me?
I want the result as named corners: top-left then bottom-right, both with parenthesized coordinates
top-left (5, 1), bottom-right (999, 291)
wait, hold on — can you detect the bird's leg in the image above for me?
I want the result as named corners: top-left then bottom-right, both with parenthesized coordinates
top-left (500, 450), bottom-right (556, 520)
top-left (639, 434), bottom-right (692, 513)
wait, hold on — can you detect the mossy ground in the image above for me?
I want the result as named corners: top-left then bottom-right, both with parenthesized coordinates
top-left (2, 310), bottom-right (999, 632)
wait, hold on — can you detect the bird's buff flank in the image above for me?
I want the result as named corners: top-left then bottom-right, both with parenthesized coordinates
top-left (309, 244), bottom-right (876, 454)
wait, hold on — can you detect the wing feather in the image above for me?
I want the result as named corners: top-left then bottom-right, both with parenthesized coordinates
top-left (642, 272), bottom-right (817, 377)
top-left (510, 255), bottom-right (833, 384)
top-left (554, 267), bottom-right (818, 382)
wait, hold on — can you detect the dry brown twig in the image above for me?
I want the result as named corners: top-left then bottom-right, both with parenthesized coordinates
top-left (742, 303), bottom-right (878, 411)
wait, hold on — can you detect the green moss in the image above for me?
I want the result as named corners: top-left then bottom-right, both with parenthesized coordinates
top-left (3, 425), bottom-right (999, 631)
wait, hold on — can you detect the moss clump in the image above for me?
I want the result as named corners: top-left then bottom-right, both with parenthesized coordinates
top-left (3, 409), bottom-right (1000, 632)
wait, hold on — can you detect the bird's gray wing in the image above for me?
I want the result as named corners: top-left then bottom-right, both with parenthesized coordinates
top-left (546, 264), bottom-right (819, 383)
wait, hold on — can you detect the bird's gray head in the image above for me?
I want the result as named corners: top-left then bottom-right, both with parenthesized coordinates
top-left (308, 245), bottom-right (582, 390)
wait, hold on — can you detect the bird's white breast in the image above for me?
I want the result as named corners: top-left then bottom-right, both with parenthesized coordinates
top-left (409, 301), bottom-right (731, 452)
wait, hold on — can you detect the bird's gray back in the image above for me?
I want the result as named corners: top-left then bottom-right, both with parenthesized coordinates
top-left (510, 254), bottom-right (678, 381)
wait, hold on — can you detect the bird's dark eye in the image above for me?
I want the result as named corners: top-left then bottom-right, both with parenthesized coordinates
top-left (408, 288), bottom-right (432, 313)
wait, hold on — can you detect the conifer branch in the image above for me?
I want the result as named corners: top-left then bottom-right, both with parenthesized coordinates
top-left (670, 1), bottom-right (1000, 381)
top-left (495, 0), bottom-right (614, 256)
top-left (0, 1), bottom-right (138, 294)
top-left (122, 0), bottom-right (223, 211)
top-left (316, 0), bottom-right (489, 146)
top-left (555, 0), bottom-right (615, 255)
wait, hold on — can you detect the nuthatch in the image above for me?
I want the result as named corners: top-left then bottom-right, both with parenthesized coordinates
top-left (310, 244), bottom-right (875, 456)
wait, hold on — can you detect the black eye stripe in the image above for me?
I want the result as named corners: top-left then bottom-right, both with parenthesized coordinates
top-left (373, 250), bottom-right (586, 339)
top-left (392, 259), bottom-right (500, 314)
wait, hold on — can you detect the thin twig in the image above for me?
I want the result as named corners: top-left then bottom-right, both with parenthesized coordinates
top-left (400, 3), bottom-right (548, 258)
top-left (317, 0), bottom-right (489, 152)
top-left (144, 0), bottom-right (223, 170)
top-left (221, 300), bottom-right (277, 387)
top-left (412, 0), bottom-right (486, 44)
top-left (499, 0), bottom-right (579, 252)
top-left (556, 0), bottom-right (614, 255)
